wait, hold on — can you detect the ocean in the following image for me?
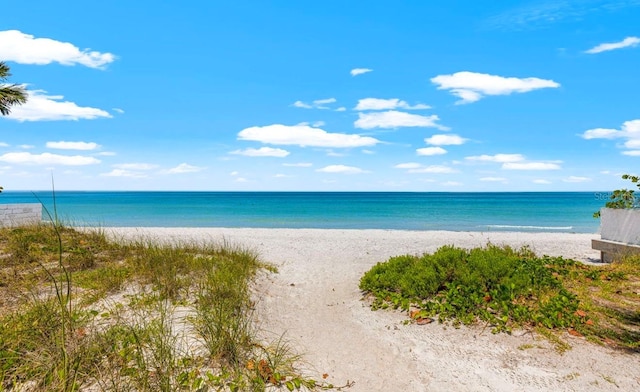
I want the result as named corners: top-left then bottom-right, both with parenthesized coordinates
top-left (0, 191), bottom-right (606, 233)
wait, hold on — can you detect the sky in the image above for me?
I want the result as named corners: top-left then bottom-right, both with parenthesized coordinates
top-left (0, 0), bottom-right (639, 191)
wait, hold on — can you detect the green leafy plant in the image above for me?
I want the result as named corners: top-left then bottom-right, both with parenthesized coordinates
top-left (594, 174), bottom-right (640, 218)
top-left (360, 244), bottom-right (640, 350)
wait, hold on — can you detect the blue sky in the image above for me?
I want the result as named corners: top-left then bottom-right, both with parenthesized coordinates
top-left (1, 0), bottom-right (639, 191)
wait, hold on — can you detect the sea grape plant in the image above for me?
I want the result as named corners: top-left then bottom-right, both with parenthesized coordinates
top-left (593, 174), bottom-right (640, 218)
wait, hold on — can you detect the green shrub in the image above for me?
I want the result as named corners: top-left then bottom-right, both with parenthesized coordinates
top-left (360, 245), bottom-right (582, 333)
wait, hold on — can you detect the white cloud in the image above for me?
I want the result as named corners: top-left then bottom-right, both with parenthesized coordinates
top-left (283, 162), bottom-right (313, 167)
top-left (292, 101), bottom-right (312, 109)
top-left (235, 177), bottom-right (248, 183)
top-left (113, 108), bottom-right (125, 114)
top-left (97, 151), bottom-right (116, 156)
top-left (354, 98), bottom-right (430, 111)
top-left (238, 124), bottom-right (379, 148)
top-left (230, 171), bottom-right (239, 176)
top-left (0, 152), bottom-right (100, 166)
top-left (416, 147), bottom-right (447, 156)
top-left (563, 176), bottom-right (591, 183)
top-left (350, 68), bottom-right (372, 76)
top-left (20, 145), bottom-right (35, 149)
top-left (585, 36), bottom-right (640, 54)
top-left (466, 154), bottom-right (525, 163)
top-left (425, 134), bottom-right (467, 146)
top-left (113, 163), bottom-right (158, 170)
top-left (581, 128), bottom-right (624, 139)
top-left (581, 120), bottom-right (640, 155)
top-left (46, 141), bottom-right (100, 150)
top-left (317, 165), bottom-right (367, 174)
top-left (313, 121), bottom-right (325, 127)
top-left (622, 150), bottom-right (640, 156)
top-left (625, 139), bottom-right (640, 149)
top-left (502, 162), bottom-right (561, 170)
top-left (231, 147), bottom-right (290, 157)
top-left (292, 98), bottom-right (336, 110)
top-left (431, 71), bottom-right (560, 104)
top-left (101, 169), bottom-right (147, 178)
top-left (361, 149), bottom-right (375, 154)
top-left (335, 107), bottom-right (347, 112)
top-left (480, 177), bottom-right (507, 182)
top-left (533, 179), bottom-right (552, 184)
top-left (167, 163), bottom-right (204, 174)
top-left (6, 90), bottom-right (111, 121)
top-left (408, 165), bottom-right (459, 174)
top-left (0, 142), bottom-right (9, 147)
top-left (354, 110), bottom-right (448, 130)
top-left (442, 181), bottom-right (463, 186)
top-left (394, 162), bottom-right (422, 169)
top-left (314, 98), bottom-right (336, 105)
top-left (274, 173), bottom-right (293, 178)
top-left (0, 30), bottom-right (115, 69)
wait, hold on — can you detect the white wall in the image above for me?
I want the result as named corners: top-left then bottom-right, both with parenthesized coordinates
top-left (600, 208), bottom-right (640, 245)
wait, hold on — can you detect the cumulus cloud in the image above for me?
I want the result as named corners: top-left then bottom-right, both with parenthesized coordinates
top-left (283, 162), bottom-right (313, 167)
top-left (408, 165), bottom-right (459, 174)
top-left (101, 169), bottom-right (148, 178)
top-left (502, 162), bottom-right (560, 170)
top-left (354, 110), bottom-right (448, 130)
top-left (431, 71), bottom-right (560, 104)
top-left (316, 165), bottom-right (367, 174)
top-left (231, 147), bottom-right (290, 157)
top-left (350, 68), bottom-right (372, 76)
top-left (425, 134), bottom-right (467, 146)
top-left (6, 90), bottom-right (111, 121)
top-left (416, 147), bottom-right (447, 156)
top-left (533, 179), bottom-right (551, 184)
top-left (0, 30), bottom-right (115, 69)
top-left (581, 119), bottom-right (640, 155)
top-left (585, 36), bottom-right (640, 54)
top-left (394, 162), bottom-right (422, 169)
top-left (46, 141), bottom-right (100, 150)
top-left (167, 163), bottom-right (204, 174)
top-left (563, 176), bottom-right (591, 183)
top-left (292, 98), bottom-right (337, 110)
top-left (479, 177), bottom-right (507, 182)
top-left (113, 163), bottom-right (158, 170)
top-left (465, 154), bottom-right (525, 163)
top-left (238, 124), bottom-right (379, 148)
top-left (354, 98), bottom-right (430, 111)
top-left (0, 152), bottom-right (100, 166)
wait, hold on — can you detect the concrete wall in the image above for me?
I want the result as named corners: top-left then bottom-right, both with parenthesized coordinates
top-left (0, 203), bottom-right (42, 227)
top-left (600, 208), bottom-right (640, 245)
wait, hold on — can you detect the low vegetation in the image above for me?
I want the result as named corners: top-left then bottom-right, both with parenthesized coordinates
top-left (360, 244), bottom-right (640, 352)
top-left (0, 223), bottom-right (342, 391)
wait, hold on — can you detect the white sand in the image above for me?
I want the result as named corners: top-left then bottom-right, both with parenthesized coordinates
top-left (107, 228), bottom-right (640, 391)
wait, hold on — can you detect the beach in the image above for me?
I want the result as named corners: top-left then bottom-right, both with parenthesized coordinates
top-left (107, 228), bottom-right (640, 391)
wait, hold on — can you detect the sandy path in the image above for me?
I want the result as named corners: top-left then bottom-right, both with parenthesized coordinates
top-left (107, 228), bottom-right (640, 391)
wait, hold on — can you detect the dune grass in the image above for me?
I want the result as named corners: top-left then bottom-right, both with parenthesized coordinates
top-left (360, 244), bottom-right (640, 352)
top-left (0, 223), bottom-right (333, 391)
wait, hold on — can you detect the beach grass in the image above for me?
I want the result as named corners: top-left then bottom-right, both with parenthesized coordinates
top-left (0, 223), bottom-right (329, 391)
top-left (360, 244), bottom-right (640, 351)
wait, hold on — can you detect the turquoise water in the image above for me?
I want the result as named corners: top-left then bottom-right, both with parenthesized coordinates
top-left (0, 191), bottom-right (605, 233)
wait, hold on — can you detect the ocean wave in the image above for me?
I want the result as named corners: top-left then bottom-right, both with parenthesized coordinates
top-left (484, 225), bottom-right (573, 230)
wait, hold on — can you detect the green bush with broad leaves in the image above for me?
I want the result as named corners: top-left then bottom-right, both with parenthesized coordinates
top-left (594, 174), bottom-right (640, 218)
